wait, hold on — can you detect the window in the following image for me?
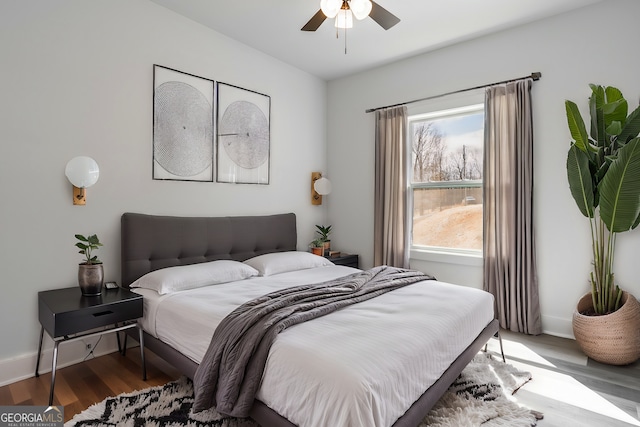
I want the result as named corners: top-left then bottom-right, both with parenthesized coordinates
top-left (408, 104), bottom-right (484, 255)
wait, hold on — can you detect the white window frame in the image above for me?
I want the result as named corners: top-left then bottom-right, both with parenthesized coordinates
top-left (407, 93), bottom-right (485, 266)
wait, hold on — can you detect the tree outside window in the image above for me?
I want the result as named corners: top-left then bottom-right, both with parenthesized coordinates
top-left (409, 105), bottom-right (484, 252)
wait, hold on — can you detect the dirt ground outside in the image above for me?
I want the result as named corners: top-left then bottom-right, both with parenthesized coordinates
top-left (412, 204), bottom-right (482, 250)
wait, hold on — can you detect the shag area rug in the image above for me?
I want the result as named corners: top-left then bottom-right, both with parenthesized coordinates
top-left (66, 353), bottom-right (540, 427)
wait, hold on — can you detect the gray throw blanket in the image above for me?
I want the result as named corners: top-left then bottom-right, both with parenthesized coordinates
top-left (192, 265), bottom-right (433, 416)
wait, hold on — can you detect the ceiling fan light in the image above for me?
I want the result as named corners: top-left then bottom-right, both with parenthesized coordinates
top-left (320, 0), bottom-right (342, 18)
top-left (334, 9), bottom-right (353, 28)
top-left (350, 0), bottom-right (372, 20)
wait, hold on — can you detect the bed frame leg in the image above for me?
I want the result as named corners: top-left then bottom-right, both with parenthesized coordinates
top-left (497, 330), bottom-right (505, 362)
top-left (483, 330), bottom-right (506, 363)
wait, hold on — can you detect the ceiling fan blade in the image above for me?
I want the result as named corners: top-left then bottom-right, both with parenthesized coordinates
top-left (301, 9), bottom-right (327, 31)
top-left (369, 1), bottom-right (400, 30)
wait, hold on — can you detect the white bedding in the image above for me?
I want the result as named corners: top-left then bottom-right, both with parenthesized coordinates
top-left (134, 265), bottom-right (494, 427)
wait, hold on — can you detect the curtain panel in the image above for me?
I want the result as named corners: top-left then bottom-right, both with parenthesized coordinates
top-left (483, 79), bottom-right (542, 335)
top-left (374, 106), bottom-right (409, 268)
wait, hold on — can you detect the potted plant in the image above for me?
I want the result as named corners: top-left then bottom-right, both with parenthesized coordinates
top-left (315, 225), bottom-right (332, 255)
top-left (75, 234), bottom-right (104, 296)
top-left (565, 84), bottom-right (640, 364)
top-left (309, 238), bottom-right (325, 256)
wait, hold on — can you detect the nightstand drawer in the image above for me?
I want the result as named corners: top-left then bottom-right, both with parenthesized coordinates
top-left (326, 254), bottom-right (359, 268)
top-left (38, 287), bottom-right (143, 338)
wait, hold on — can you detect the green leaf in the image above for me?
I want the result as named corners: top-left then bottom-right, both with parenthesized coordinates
top-left (632, 211), bottom-right (640, 230)
top-left (75, 234), bottom-right (88, 242)
top-left (589, 84), bottom-right (605, 108)
top-left (599, 138), bottom-right (640, 232)
top-left (590, 85), bottom-right (605, 144)
top-left (593, 146), bottom-right (609, 175)
top-left (605, 86), bottom-right (623, 103)
top-left (590, 97), bottom-right (606, 148)
top-left (618, 104), bottom-right (640, 144)
top-left (567, 145), bottom-right (595, 218)
top-left (315, 224), bottom-right (332, 238)
top-left (603, 99), bottom-right (628, 129)
top-left (75, 242), bottom-right (88, 250)
top-left (606, 121), bottom-right (622, 136)
top-left (566, 101), bottom-right (590, 152)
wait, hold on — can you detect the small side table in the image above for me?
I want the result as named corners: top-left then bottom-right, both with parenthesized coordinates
top-left (326, 253), bottom-right (359, 268)
top-left (36, 286), bottom-right (145, 405)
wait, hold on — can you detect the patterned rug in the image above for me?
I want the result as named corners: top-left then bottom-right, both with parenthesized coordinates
top-left (65, 352), bottom-right (541, 427)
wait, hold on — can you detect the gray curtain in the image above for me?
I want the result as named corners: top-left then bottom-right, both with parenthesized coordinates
top-left (374, 106), bottom-right (409, 268)
top-left (483, 79), bottom-right (542, 335)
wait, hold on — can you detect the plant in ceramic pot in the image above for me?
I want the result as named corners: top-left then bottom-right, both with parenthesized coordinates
top-left (75, 234), bottom-right (104, 296)
top-left (565, 84), bottom-right (640, 364)
top-left (315, 225), bottom-right (332, 255)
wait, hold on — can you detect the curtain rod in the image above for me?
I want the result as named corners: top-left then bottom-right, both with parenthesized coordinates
top-left (365, 72), bottom-right (542, 114)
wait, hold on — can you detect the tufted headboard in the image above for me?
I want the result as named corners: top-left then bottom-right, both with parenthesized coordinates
top-left (120, 212), bottom-right (297, 287)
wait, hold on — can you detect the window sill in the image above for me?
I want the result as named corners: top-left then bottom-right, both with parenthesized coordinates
top-left (410, 248), bottom-right (483, 267)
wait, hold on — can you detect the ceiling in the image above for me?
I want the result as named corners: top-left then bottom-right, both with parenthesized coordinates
top-left (149, 0), bottom-right (602, 81)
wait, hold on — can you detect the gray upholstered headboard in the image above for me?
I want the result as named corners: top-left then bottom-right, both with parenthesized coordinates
top-left (120, 212), bottom-right (297, 287)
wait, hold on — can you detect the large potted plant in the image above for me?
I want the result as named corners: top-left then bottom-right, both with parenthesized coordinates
top-left (75, 233), bottom-right (104, 296)
top-left (565, 84), bottom-right (640, 364)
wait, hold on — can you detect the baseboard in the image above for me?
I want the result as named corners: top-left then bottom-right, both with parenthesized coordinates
top-left (0, 334), bottom-right (120, 387)
top-left (541, 314), bottom-right (575, 339)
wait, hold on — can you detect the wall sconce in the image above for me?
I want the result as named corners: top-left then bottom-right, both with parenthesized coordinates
top-left (65, 156), bottom-right (99, 205)
top-left (311, 172), bottom-right (332, 205)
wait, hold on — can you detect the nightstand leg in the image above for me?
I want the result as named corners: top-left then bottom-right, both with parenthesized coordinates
top-left (138, 326), bottom-right (146, 380)
top-left (122, 332), bottom-right (128, 356)
top-left (35, 327), bottom-right (44, 377)
top-left (116, 323), bottom-right (122, 353)
top-left (48, 341), bottom-right (60, 406)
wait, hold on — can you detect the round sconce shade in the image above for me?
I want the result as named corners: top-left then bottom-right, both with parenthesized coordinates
top-left (314, 177), bottom-right (332, 195)
top-left (65, 156), bottom-right (99, 188)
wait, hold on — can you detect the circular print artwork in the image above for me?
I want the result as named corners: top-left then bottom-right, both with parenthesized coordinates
top-left (154, 81), bottom-right (213, 177)
top-left (219, 101), bottom-right (269, 169)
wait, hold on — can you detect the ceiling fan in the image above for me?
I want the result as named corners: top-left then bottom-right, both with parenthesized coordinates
top-left (301, 0), bottom-right (400, 32)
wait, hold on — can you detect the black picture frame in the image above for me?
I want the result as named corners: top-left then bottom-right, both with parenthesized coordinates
top-left (216, 82), bottom-right (271, 184)
top-left (152, 65), bottom-right (215, 182)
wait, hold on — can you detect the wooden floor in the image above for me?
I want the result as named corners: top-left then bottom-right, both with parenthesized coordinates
top-left (0, 348), bottom-right (180, 422)
top-left (486, 330), bottom-right (640, 427)
top-left (1, 331), bottom-right (639, 425)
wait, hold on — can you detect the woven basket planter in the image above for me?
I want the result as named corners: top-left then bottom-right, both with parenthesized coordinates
top-left (572, 291), bottom-right (640, 365)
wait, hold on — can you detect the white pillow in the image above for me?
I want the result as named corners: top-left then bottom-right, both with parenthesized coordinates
top-left (244, 251), bottom-right (334, 276)
top-left (130, 260), bottom-right (259, 295)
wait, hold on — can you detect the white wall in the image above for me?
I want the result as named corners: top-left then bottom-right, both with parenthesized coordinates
top-left (0, 0), bottom-right (328, 383)
top-left (326, 0), bottom-right (640, 338)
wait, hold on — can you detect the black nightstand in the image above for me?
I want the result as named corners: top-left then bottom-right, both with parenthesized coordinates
top-left (326, 253), bottom-right (359, 268)
top-left (36, 286), bottom-right (146, 405)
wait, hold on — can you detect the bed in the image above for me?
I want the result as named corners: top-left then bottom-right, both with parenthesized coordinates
top-left (121, 212), bottom-right (499, 427)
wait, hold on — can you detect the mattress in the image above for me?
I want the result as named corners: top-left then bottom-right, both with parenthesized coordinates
top-left (133, 265), bottom-right (494, 427)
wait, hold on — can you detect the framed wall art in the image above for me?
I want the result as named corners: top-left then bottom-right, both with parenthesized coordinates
top-left (216, 82), bottom-right (270, 184)
top-left (153, 65), bottom-right (215, 182)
